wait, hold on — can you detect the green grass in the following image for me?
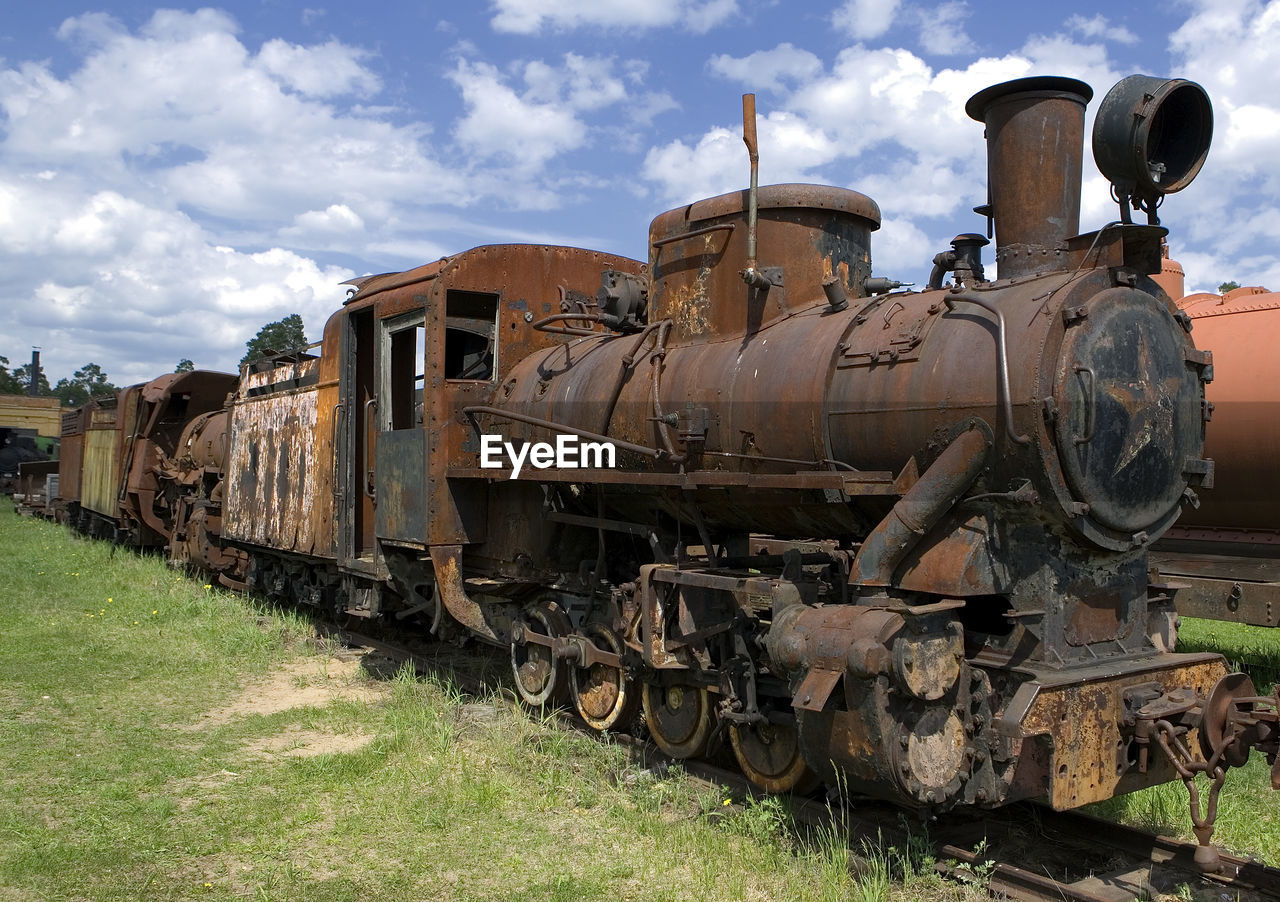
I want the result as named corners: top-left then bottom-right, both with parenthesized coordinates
top-left (1176, 616), bottom-right (1280, 691)
top-left (0, 507), bottom-right (980, 902)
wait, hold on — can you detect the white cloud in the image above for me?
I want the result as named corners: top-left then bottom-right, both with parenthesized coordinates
top-left (1171, 0), bottom-right (1280, 174)
top-left (708, 44), bottom-right (824, 94)
top-left (831, 0), bottom-right (901, 40)
top-left (0, 9), bottom-right (463, 383)
top-left (684, 0), bottom-right (739, 33)
top-left (448, 52), bottom-right (662, 177)
top-left (279, 204), bottom-right (367, 248)
top-left (257, 38), bottom-right (380, 98)
top-left (295, 204), bottom-right (365, 233)
top-left (2, 7), bottom-right (680, 383)
top-left (450, 59), bottom-right (589, 169)
top-left (0, 10), bottom-right (460, 226)
top-left (915, 2), bottom-right (975, 56)
top-left (489, 0), bottom-right (738, 34)
top-left (1016, 34), bottom-right (1115, 98)
top-left (630, 91), bottom-right (681, 126)
top-left (642, 126), bottom-right (749, 207)
top-left (1163, 0), bottom-right (1280, 283)
top-left (522, 53), bottom-right (629, 110)
top-left (1065, 13), bottom-right (1138, 44)
top-left (870, 216), bottom-right (933, 277)
top-left (0, 179), bottom-right (350, 383)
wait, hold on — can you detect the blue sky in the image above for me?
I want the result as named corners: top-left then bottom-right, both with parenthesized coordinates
top-left (3, 0), bottom-right (1279, 385)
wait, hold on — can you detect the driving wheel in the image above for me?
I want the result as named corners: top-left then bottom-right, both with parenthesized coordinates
top-left (570, 624), bottom-right (639, 732)
top-left (730, 719), bottom-right (818, 794)
top-left (511, 601), bottom-right (571, 708)
top-left (643, 682), bottom-right (713, 759)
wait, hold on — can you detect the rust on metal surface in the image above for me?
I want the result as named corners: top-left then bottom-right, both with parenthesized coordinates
top-left (643, 681), bottom-right (714, 759)
top-left (850, 422), bottom-right (991, 586)
top-left (966, 76), bottom-right (1092, 278)
top-left (1170, 282), bottom-right (1280, 533)
top-left (1148, 552), bottom-right (1280, 627)
top-left (1010, 655), bottom-right (1227, 809)
top-left (119, 370), bottom-right (237, 546)
top-left (224, 354), bottom-right (334, 555)
top-left (429, 543), bottom-right (502, 643)
top-left (647, 183), bottom-right (880, 340)
top-left (56, 407), bottom-right (85, 510)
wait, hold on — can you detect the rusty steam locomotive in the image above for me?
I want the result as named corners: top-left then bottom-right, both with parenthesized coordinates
top-left (48, 73), bottom-right (1278, 870)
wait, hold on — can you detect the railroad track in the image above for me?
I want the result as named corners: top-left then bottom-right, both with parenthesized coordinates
top-left (328, 624), bottom-right (1280, 902)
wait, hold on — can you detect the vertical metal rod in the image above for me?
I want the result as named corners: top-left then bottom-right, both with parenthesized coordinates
top-left (742, 94), bottom-right (761, 279)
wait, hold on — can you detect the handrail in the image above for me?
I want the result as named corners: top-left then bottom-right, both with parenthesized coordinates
top-left (362, 397), bottom-right (378, 500)
top-left (944, 292), bottom-right (1031, 445)
top-left (462, 406), bottom-right (667, 461)
top-left (331, 402), bottom-right (345, 500)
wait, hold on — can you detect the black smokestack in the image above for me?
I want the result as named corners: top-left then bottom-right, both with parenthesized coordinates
top-left (28, 349), bottom-right (40, 397)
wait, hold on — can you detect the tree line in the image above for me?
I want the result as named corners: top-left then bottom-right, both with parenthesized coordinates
top-left (1, 314), bottom-right (307, 407)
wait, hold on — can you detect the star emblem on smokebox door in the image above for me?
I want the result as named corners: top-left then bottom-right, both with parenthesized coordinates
top-left (1100, 328), bottom-right (1184, 476)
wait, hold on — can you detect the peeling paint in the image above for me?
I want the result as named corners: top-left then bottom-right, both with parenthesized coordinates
top-left (224, 359), bottom-right (331, 555)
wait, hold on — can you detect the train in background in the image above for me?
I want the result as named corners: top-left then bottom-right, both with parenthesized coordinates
top-left (27, 73), bottom-right (1279, 873)
top-left (0, 392), bottom-right (60, 495)
top-left (55, 371), bottom-right (238, 551)
top-left (1147, 258), bottom-right (1280, 627)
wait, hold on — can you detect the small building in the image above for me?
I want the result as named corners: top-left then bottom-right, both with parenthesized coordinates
top-left (0, 394), bottom-right (62, 438)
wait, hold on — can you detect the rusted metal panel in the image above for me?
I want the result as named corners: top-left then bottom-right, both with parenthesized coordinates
top-left (647, 184), bottom-right (880, 341)
top-left (480, 188), bottom-right (1206, 572)
top-left (1011, 655), bottom-right (1227, 809)
top-left (1149, 559), bottom-right (1280, 627)
top-left (429, 544), bottom-right (502, 643)
top-left (224, 356), bottom-right (336, 557)
top-left (1145, 278), bottom-right (1280, 624)
top-left (117, 371), bottom-right (237, 544)
top-left (965, 77), bottom-right (1091, 278)
top-left (81, 430), bottom-right (118, 517)
top-left (375, 428), bottom-right (426, 544)
top-left (417, 244), bottom-right (647, 548)
top-left (13, 459), bottom-right (57, 514)
top-left (57, 408), bottom-right (85, 504)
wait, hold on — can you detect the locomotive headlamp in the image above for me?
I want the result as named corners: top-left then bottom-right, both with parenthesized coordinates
top-left (1092, 75), bottom-right (1213, 225)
